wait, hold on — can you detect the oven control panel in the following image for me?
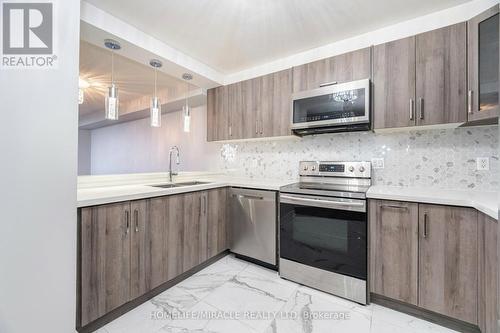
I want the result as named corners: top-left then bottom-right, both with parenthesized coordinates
top-left (299, 161), bottom-right (371, 178)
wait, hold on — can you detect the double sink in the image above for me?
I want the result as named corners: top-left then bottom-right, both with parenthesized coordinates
top-left (150, 181), bottom-right (211, 189)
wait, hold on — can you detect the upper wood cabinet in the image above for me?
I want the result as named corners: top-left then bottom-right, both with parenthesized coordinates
top-left (373, 23), bottom-right (467, 129)
top-left (292, 48), bottom-right (371, 92)
top-left (415, 23), bottom-right (467, 126)
top-left (418, 204), bottom-right (478, 324)
top-left (207, 69), bottom-right (292, 141)
top-left (369, 200), bottom-right (419, 305)
top-left (373, 37), bottom-right (416, 129)
top-left (467, 6), bottom-right (499, 123)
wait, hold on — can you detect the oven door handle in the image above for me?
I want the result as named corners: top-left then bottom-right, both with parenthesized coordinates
top-left (280, 195), bottom-right (365, 211)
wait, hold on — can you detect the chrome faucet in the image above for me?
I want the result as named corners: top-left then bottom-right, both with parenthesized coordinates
top-left (169, 146), bottom-right (180, 183)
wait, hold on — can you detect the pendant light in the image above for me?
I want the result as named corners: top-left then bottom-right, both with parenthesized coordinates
top-left (182, 73), bottom-right (193, 133)
top-left (78, 77), bottom-right (89, 105)
top-left (104, 39), bottom-right (121, 120)
top-left (149, 59), bottom-right (163, 127)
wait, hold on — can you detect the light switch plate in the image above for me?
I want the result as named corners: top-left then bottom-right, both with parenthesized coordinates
top-left (371, 158), bottom-right (385, 169)
top-left (476, 157), bottom-right (489, 171)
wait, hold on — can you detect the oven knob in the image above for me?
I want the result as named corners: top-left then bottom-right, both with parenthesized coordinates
top-left (303, 165), bottom-right (308, 171)
top-left (348, 166), bottom-right (355, 172)
top-left (311, 166), bottom-right (316, 171)
top-left (359, 166), bottom-right (366, 172)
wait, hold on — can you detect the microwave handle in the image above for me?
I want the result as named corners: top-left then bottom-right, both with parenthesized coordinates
top-left (319, 81), bottom-right (338, 88)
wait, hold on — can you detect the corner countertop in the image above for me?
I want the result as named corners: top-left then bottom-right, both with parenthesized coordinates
top-left (77, 173), bottom-right (292, 208)
top-left (367, 185), bottom-right (498, 220)
top-left (78, 173), bottom-right (498, 220)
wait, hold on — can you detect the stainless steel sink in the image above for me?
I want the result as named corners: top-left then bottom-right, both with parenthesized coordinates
top-left (150, 181), bottom-right (211, 189)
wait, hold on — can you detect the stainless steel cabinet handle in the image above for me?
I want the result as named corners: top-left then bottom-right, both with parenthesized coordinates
top-left (255, 120), bottom-right (259, 135)
top-left (319, 81), bottom-right (338, 87)
top-left (409, 99), bottom-right (414, 120)
top-left (260, 120), bottom-right (263, 135)
top-left (232, 194), bottom-right (264, 200)
top-left (418, 98), bottom-right (424, 120)
top-left (125, 210), bottom-right (130, 235)
top-left (229, 125), bottom-right (232, 137)
top-left (203, 196), bottom-right (207, 215)
top-left (381, 205), bottom-right (408, 210)
top-left (134, 209), bottom-right (139, 232)
top-left (468, 90), bottom-right (473, 114)
top-left (423, 213), bottom-right (428, 238)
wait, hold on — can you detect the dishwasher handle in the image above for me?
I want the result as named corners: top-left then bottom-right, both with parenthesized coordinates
top-left (231, 194), bottom-right (264, 200)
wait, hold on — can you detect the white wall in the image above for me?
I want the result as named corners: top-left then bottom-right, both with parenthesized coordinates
top-left (78, 129), bottom-right (92, 175)
top-left (0, 1), bottom-right (80, 332)
top-left (89, 105), bottom-right (221, 174)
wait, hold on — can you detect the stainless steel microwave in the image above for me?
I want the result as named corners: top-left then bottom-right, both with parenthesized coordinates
top-left (291, 79), bottom-right (371, 136)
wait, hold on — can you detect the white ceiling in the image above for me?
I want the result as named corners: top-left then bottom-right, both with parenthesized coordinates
top-left (85, 0), bottom-right (470, 74)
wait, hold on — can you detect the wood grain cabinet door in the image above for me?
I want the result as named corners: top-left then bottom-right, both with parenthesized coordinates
top-left (271, 69), bottom-right (292, 137)
top-left (167, 194), bottom-right (185, 280)
top-left (207, 188), bottom-right (229, 257)
top-left (130, 197), bottom-right (170, 299)
top-left (478, 213), bottom-right (498, 333)
top-left (182, 191), bottom-right (202, 272)
top-left (80, 202), bottom-right (131, 326)
top-left (373, 37), bottom-right (416, 129)
top-left (418, 204), bottom-right (478, 324)
top-left (207, 86), bottom-right (229, 142)
top-left (292, 48), bottom-right (371, 92)
top-left (415, 23), bottom-right (467, 126)
top-left (369, 200), bottom-right (419, 305)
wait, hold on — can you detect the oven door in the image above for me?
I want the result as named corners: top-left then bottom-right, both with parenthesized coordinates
top-left (279, 193), bottom-right (367, 280)
top-left (291, 79), bottom-right (370, 130)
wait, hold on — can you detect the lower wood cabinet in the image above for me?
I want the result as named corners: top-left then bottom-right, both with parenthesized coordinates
top-left (369, 199), bottom-right (497, 330)
top-left (418, 204), bottom-right (478, 324)
top-left (79, 188), bottom-right (228, 327)
top-left (369, 200), bottom-right (418, 305)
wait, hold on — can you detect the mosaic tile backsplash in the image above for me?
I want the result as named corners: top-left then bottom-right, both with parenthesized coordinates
top-left (219, 126), bottom-right (499, 191)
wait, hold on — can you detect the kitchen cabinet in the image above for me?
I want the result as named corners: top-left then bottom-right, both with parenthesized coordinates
top-left (207, 86), bottom-right (229, 141)
top-left (467, 6), bottom-right (499, 123)
top-left (373, 37), bottom-right (416, 129)
top-left (369, 200), bottom-right (418, 305)
top-left (415, 23), bottom-right (467, 126)
top-left (207, 188), bottom-right (229, 256)
top-left (373, 23), bottom-right (467, 129)
top-left (369, 200), bottom-right (490, 327)
top-left (292, 48), bottom-right (371, 93)
top-left (207, 69), bottom-right (292, 141)
top-left (79, 188), bottom-right (229, 328)
top-left (80, 202), bottom-right (131, 326)
top-left (418, 204), bottom-right (478, 324)
top-left (478, 213), bottom-right (498, 333)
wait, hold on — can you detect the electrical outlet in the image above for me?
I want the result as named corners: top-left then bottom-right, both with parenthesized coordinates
top-left (476, 157), bottom-right (490, 171)
top-left (371, 158), bottom-right (385, 169)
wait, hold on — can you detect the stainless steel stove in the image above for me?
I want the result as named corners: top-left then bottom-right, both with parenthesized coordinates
top-left (279, 161), bottom-right (371, 304)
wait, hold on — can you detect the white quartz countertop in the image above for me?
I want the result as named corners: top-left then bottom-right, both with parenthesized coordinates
top-left (367, 185), bottom-right (498, 220)
top-left (77, 175), bottom-right (291, 208)
top-left (78, 173), bottom-right (498, 220)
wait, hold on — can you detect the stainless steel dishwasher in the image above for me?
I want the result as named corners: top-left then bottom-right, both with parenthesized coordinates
top-left (229, 187), bottom-right (277, 266)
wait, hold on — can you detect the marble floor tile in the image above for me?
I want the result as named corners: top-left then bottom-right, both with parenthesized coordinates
top-left (96, 255), bottom-right (459, 333)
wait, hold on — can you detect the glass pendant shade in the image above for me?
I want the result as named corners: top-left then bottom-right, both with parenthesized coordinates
top-left (150, 96), bottom-right (161, 127)
top-left (105, 84), bottom-right (119, 120)
top-left (183, 105), bottom-right (191, 132)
